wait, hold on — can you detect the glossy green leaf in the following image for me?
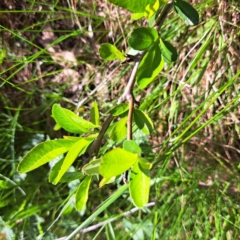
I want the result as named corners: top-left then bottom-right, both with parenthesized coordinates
top-left (51, 138), bottom-right (93, 184)
top-left (99, 43), bottom-right (125, 61)
top-left (128, 27), bottom-right (158, 50)
top-left (75, 176), bottom-right (92, 211)
top-left (109, 103), bottom-right (129, 116)
top-left (174, 0), bottom-right (199, 25)
top-left (18, 139), bottom-right (77, 173)
top-left (138, 157), bottom-right (152, 170)
top-left (82, 159), bottom-right (101, 175)
top-left (99, 148), bottom-right (138, 179)
top-left (129, 162), bottom-right (150, 208)
top-left (99, 177), bottom-right (116, 188)
top-left (134, 109), bottom-right (154, 134)
top-left (136, 43), bottom-right (164, 89)
top-left (159, 39), bottom-right (178, 63)
top-left (109, 117), bottom-right (127, 142)
top-left (90, 101), bottom-right (100, 126)
top-left (123, 140), bottom-right (142, 154)
top-left (107, 0), bottom-right (155, 13)
top-left (52, 104), bottom-right (98, 134)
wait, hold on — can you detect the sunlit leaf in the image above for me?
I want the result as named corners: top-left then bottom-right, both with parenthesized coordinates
top-left (123, 140), bottom-right (142, 154)
top-left (52, 104), bottom-right (98, 134)
top-left (129, 162), bottom-right (150, 208)
top-left (82, 159), bottom-right (101, 175)
top-left (128, 27), bottom-right (158, 50)
top-left (51, 138), bottom-right (93, 184)
top-left (144, 0), bottom-right (167, 19)
top-left (136, 43), bottom-right (164, 89)
top-left (99, 43), bottom-right (125, 61)
top-left (75, 176), bottom-right (92, 211)
top-left (99, 148), bottom-right (138, 179)
top-left (99, 177), bottom-right (116, 188)
top-left (18, 139), bottom-right (77, 173)
top-left (109, 117), bottom-right (127, 142)
top-left (50, 160), bottom-right (84, 183)
top-left (109, 103), bottom-right (129, 116)
top-left (90, 101), bottom-right (100, 126)
top-left (131, 12), bottom-right (145, 20)
top-left (138, 157), bottom-right (152, 170)
top-left (107, 0), bottom-right (155, 13)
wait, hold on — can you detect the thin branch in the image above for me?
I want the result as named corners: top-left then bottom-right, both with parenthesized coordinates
top-left (154, 0), bottom-right (174, 31)
top-left (117, 55), bottom-right (142, 104)
top-left (127, 96), bottom-right (134, 140)
top-left (87, 114), bottom-right (114, 158)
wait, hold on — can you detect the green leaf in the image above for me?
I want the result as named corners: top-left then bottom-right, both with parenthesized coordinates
top-left (138, 157), bottom-right (152, 170)
top-left (50, 160), bottom-right (84, 183)
top-left (99, 177), bottom-right (116, 188)
top-left (144, 0), bottom-right (167, 19)
top-left (99, 43), bottom-right (125, 61)
top-left (109, 103), bottom-right (129, 116)
top-left (136, 43), bottom-right (164, 89)
top-left (52, 104), bottom-right (98, 134)
top-left (174, 0), bottom-right (199, 25)
top-left (82, 159), bottom-right (101, 175)
top-left (0, 49), bottom-right (6, 64)
top-left (51, 138), bottom-right (93, 184)
top-left (134, 109), bottom-right (154, 134)
top-left (109, 117), bottom-right (127, 142)
top-left (129, 162), bottom-right (150, 208)
top-left (60, 172), bottom-right (84, 183)
top-left (159, 39), bottom-right (178, 63)
top-left (128, 27), bottom-right (158, 50)
top-left (90, 101), bottom-right (100, 126)
top-left (99, 148), bottom-right (138, 179)
top-left (123, 140), bottom-right (142, 154)
top-left (75, 176), bottom-right (92, 211)
top-left (107, 0), bottom-right (155, 13)
top-left (131, 12), bottom-right (145, 20)
top-left (18, 139), bottom-right (77, 173)
top-left (49, 157), bottom-right (65, 183)
top-left (0, 180), bottom-right (12, 189)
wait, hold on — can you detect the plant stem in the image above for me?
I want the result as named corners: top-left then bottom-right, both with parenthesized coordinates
top-left (127, 97), bottom-right (134, 140)
top-left (154, 0), bottom-right (174, 31)
top-left (88, 114), bottom-right (114, 158)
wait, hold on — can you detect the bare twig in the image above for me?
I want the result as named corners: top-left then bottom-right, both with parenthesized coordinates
top-left (117, 55), bottom-right (142, 104)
